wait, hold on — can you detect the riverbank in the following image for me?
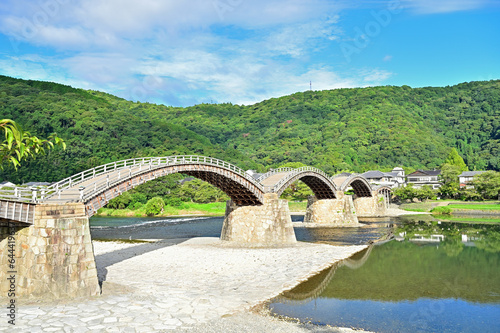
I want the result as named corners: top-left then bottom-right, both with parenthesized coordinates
top-left (399, 200), bottom-right (500, 212)
top-left (5, 238), bottom-right (369, 332)
top-left (95, 201), bottom-right (227, 217)
top-left (95, 201), bottom-right (430, 218)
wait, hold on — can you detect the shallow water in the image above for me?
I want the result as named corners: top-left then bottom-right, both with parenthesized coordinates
top-left (90, 215), bottom-right (224, 240)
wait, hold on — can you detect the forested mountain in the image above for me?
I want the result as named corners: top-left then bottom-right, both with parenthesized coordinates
top-left (1, 75), bottom-right (499, 183)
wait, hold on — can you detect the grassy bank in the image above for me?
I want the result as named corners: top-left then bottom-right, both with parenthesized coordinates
top-left (95, 200), bottom-right (308, 217)
top-left (400, 201), bottom-right (500, 222)
top-left (447, 203), bottom-right (500, 211)
top-left (399, 202), bottom-right (439, 212)
top-left (96, 202), bottom-right (227, 217)
top-left (433, 215), bottom-right (500, 224)
top-left (288, 201), bottom-right (307, 212)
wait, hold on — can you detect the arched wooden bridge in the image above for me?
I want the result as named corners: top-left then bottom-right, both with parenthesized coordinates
top-left (0, 155), bottom-right (384, 223)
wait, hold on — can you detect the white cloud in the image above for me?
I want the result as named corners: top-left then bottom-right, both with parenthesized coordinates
top-left (0, 0), bottom-right (394, 106)
top-left (401, 0), bottom-right (492, 14)
top-left (361, 68), bottom-right (393, 83)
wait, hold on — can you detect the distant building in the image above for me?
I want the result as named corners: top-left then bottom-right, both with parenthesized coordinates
top-left (459, 171), bottom-right (486, 189)
top-left (23, 181), bottom-right (51, 187)
top-left (406, 170), bottom-right (442, 189)
top-left (361, 167), bottom-right (405, 188)
top-left (0, 181), bottom-right (16, 188)
top-left (246, 170), bottom-right (263, 180)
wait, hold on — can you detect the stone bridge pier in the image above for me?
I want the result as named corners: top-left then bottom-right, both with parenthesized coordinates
top-left (303, 192), bottom-right (359, 226)
top-left (0, 203), bottom-right (99, 299)
top-left (353, 191), bottom-right (387, 217)
top-left (221, 193), bottom-right (296, 245)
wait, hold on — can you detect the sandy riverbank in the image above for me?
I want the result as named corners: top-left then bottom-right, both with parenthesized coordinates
top-left (5, 238), bottom-right (371, 332)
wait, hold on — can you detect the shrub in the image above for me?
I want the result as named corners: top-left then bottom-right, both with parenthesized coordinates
top-left (431, 206), bottom-right (452, 215)
top-left (458, 190), bottom-right (483, 201)
top-left (128, 192), bottom-right (147, 209)
top-left (144, 197), bottom-right (165, 216)
top-left (166, 197), bottom-right (183, 207)
top-left (130, 202), bottom-right (144, 210)
top-left (107, 192), bottom-right (132, 209)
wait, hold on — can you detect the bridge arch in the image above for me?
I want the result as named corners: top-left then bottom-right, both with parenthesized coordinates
top-left (376, 186), bottom-right (392, 196)
top-left (337, 175), bottom-right (373, 197)
top-left (376, 186), bottom-right (392, 207)
top-left (39, 156), bottom-right (264, 217)
top-left (262, 167), bottom-right (338, 199)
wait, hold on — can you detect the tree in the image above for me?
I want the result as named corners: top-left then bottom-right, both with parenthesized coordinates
top-left (1, 119), bottom-right (65, 169)
top-left (416, 185), bottom-right (437, 201)
top-left (393, 183), bottom-right (418, 202)
top-left (145, 197), bottom-right (165, 216)
top-left (472, 171), bottom-right (500, 200)
top-left (444, 148), bottom-right (468, 172)
top-left (439, 163), bottom-right (462, 198)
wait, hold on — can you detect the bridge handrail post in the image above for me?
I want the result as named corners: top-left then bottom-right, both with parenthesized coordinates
top-left (30, 187), bottom-right (37, 203)
top-left (79, 186), bottom-right (85, 202)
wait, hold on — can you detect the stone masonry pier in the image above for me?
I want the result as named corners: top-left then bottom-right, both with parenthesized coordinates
top-left (353, 191), bottom-right (387, 217)
top-left (303, 193), bottom-right (360, 226)
top-left (221, 193), bottom-right (296, 245)
top-left (0, 203), bottom-right (99, 299)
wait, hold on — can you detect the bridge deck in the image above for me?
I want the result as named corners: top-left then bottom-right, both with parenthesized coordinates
top-left (259, 172), bottom-right (290, 187)
top-left (44, 165), bottom-right (144, 203)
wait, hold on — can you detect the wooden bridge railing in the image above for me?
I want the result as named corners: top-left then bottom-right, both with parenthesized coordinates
top-left (0, 155), bottom-right (264, 203)
top-left (265, 166), bottom-right (336, 194)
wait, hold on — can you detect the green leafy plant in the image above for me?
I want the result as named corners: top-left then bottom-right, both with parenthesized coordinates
top-left (1, 119), bottom-right (65, 169)
top-left (144, 197), bottom-right (165, 216)
top-left (430, 206), bottom-right (452, 215)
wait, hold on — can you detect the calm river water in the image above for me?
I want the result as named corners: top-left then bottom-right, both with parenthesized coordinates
top-left (89, 214), bottom-right (500, 333)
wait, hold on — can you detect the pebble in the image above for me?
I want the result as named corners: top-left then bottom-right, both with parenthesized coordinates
top-left (0, 238), bottom-right (367, 332)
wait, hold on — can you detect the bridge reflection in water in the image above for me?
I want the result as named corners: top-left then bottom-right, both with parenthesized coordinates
top-left (276, 245), bottom-right (375, 305)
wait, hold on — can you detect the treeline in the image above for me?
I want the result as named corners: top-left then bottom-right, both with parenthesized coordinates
top-left (393, 171), bottom-right (500, 202)
top-left (1, 75), bottom-right (499, 185)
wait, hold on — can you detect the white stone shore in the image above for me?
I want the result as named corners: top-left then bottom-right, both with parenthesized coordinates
top-left (2, 238), bottom-right (370, 332)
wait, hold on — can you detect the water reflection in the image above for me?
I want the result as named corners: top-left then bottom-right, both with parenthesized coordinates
top-left (277, 246), bottom-right (375, 304)
top-left (294, 217), bottom-right (396, 246)
top-left (394, 220), bottom-right (500, 255)
top-left (270, 219), bottom-right (500, 333)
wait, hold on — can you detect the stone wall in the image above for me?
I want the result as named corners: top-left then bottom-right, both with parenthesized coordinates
top-left (353, 192), bottom-right (387, 217)
top-left (0, 203), bottom-right (99, 299)
top-left (304, 193), bottom-right (360, 226)
top-left (221, 193), bottom-right (296, 245)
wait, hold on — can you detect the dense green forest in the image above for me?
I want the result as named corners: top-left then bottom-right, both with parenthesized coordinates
top-left (0, 75), bottom-right (499, 184)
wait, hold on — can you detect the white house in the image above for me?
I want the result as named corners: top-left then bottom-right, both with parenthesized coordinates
top-left (361, 167), bottom-right (406, 188)
top-left (459, 171), bottom-right (486, 189)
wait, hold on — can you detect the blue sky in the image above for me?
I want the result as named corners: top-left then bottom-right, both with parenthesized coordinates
top-left (0, 0), bottom-right (499, 107)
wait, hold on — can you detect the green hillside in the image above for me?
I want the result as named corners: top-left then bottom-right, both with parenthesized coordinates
top-left (0, 75), bottom-right (499, 183)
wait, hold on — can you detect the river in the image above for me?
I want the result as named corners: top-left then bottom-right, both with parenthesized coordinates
top-left (89, 214), bottom-right (500, 332)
